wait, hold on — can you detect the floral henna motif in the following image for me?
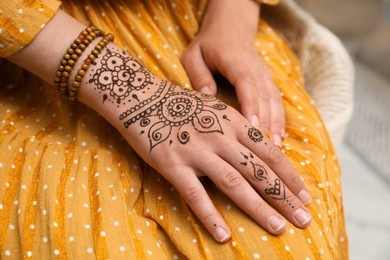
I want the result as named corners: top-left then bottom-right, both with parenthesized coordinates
top-left (248, 127), bottom-right (263, 142)
top-left (120, 81), bottom-right (227, 150)
top-left (92, 48), bottom-right (152, 105)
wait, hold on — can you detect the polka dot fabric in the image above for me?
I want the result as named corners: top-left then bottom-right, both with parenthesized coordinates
top-left (0, 0), bottom-right (348, 259)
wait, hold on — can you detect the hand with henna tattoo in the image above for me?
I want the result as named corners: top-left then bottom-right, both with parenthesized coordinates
top-left (9, 11), bottom-right (312, 243)
top-left (78, 44), bottom-right (312, 243)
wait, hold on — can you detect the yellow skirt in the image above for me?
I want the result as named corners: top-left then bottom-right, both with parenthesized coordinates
top-left (0, 0), bottom-right (348, 258)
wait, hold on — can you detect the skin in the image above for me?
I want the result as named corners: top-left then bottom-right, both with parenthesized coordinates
top-left (181, 0), bottom-right (286, 146)
top-left (8, 5), bottom-right (311, 244)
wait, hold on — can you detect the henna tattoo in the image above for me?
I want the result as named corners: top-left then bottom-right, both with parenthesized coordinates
top-left (89, 47), bottom-right (228, 151)
top-left (248, 127), bottom-right (263, 142)
top-left (240, 152), bottom-right (289, 204)
top-left (125, 86), bottom-right (226, 150)
top-left (265, 179), bottom-right (286, 200)
top-left (90, 49), bottom-right (153, 106)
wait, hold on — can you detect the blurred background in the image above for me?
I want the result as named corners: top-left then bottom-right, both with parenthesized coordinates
top-left (297, 0), bottom-right (390, 259)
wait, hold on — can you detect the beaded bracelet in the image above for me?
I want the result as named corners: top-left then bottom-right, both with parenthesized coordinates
top-left (53, 26), bottom-right (104, 96)
top-left (68, 33), bottom-right (115, 103)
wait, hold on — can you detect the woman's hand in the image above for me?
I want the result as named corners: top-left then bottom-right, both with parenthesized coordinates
top-left (80, 44), bottom-right (312, 243)
top-left (181, 0), bottom-right (285, 146)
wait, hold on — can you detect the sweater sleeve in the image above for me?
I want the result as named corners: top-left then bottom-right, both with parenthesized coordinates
top-left (0, 0), bottom-right (61, 57)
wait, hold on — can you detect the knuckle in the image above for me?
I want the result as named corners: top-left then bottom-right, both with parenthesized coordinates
top-left (267, 145), bottom-right (283, 164)
top-left (254, 200), bottom-right (265, 216)
top-left (286, 173), bottom-right (303, 188)
top-left (236, 73), bottom-right (257, 87)
top-left (182, 185), bottom-right (204, 204)
top-left (220, 171), bottom-right (244, 190)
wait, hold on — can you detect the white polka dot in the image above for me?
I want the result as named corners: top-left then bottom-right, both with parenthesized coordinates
top-left (18, 8), bottom-right (23, 14)
top-left (159, 215), bottom-right (164, 220)
top-left (285, 245), bottom-right (290, 252)
top-left (253, 253), bottom-right (260, 259)
top-left (192, 239), bottom-right (197, 243)
top-left (67, 213), bottom-right (73, 218)
top-left (238, 227), bottom-right (245, 232)
top-left (226, 204), bottom-right (232, 210)
top-left (112, 196), bottom-right (117, 201)
top-left (147, 250), bottom-right (153, 255)
top-left (53, 221), bottom-right (58, 227)
top-left (38, 7), bottom-right (45, 12)
top-left (43, 237), bottom-right (48, 242)
top-left (69, 236), bottom-right (74, 242)
top-left (174, 227), bottom-right (180, 231)
top-left (54, 249), bottom-right (60, 255)
top-left (289, 228), bottom-right (295, 234)
top-left (137, 229), bottom-right (142, 234)
top-left (172, 206), bottom-right (177, 211)
top-left (114, 221), bottom-right (119, 227)
top-left (27, 250), bottom-right (32, 257)
top-left (5, 250), bottom-right (11, 256)
top-left (119, 246), bottom-right (126, 252)
top-left (145, 33), bottom-right (152, 39)
top-left (19, 28), bottom-right (24, 33)
top-left (30, 224), bottom-right (35, 229)
top-left (9, 224), bottom-right (15, 230)
top-left (307, 238), bottom-right (312, 244)
top-left (173, 254), bottom-right (178, 259)
top-left (85, 224), bottom-right (91, 229)
top-left (261, 236), bottom-right (268, 241)
top-left (232, 241), bottom-right (237, 247)
top-left (81, 141), bottom-right (87, 147)
top-left (42, 209), bottom-right (47, 215)
top-left (87, 248), bottom-right (93, 253)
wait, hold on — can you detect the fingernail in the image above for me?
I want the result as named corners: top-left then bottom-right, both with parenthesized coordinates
top-left (298, 190), bottom-right (312, 205)
top-left (294, 208), bottom-right (312, 226)
top-left (215, 226), bottom-right (230, 242)
top-left (281, 128), bottom-right (287, 138)
top-left (251, 115), bottom-right (260, 128)
top-left (273, 134), bottom-right (282, 147)
top-left (201, 86), bottom-right (212, 95)
top-left (269, 216), bottom-right (286, 232)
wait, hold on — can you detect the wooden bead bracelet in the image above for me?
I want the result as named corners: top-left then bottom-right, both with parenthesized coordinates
top-left (53, 26), bottom-right (104, 97)
top-left (68, 33), bottom-right (115, 103)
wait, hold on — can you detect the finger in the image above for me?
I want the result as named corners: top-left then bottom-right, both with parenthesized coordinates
top-left (164, 165), bottom-right (231, 243)
top-left (238, 126), bottom-right (312, 205)
top-left (262, 69), bottom-right (285, 147)
top-left (181, 45), bottom-right (217, 95)
top-left (194, 152), bottom-right (288, 235)
top-left (215, 141), bottom-right (312, 229)
top-left (213, 54), bottom-right (260, 127)
top-left (257, 75), bottom-right (270, 134)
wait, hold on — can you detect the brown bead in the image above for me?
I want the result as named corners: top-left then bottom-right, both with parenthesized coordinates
top-left (54, 76), bottom-right (61, 82)
top-left (60, 82), bottom-right (68, 88)
top-left (71, 43), bottom-right (78, 49)
top-left (86, 35), bottom-right (93, 42)
top-left (88, 54), bottom-right (96, 61)
top-left (75, 48), bottom-right (83, 55)
top-left (86, 27), bottom-right (93, 33)
top-left (58, 65), bottom-right (64, 72)
top-left (92, 49), bottom-right (99, 56)
top-left (75, 39), bottom-right (82, 45)
top-left (98, 42), bottom-right (106, 48)
top-left (75, 75), bottom-right (83, 81)
top-left (64, 54), bottom-right (71, 60)
top-left (81, 64), bottom-right (89, 70)
top-left (62, 71), bottom-right (70, 77)
top-left (61, 60), bottom-right (67, 66)
top-left (78, 69), bottom-right (86, 76)
top-left (95, 45), bottom-right (102, 51)
top-left (67, 59), bottom-right (75, 66)
top-left (67, 48), bottom-right (74, 54)
top-left (72, 81), bottom-right (81, 87)
top-left (90, 32), bottom-right (96, 38)
top-left (64, 65), bottom-right (72, 72)
top-left (71, 54), bottom-right (79, 61)
top-left (83, 39), bottom-right (89, 45)
top-left (82, 31), bottom-right (88, 36)
top-left (79, 44), bottom-right (86, 50)
top-left (55, 71), bottom-right (62, 77)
